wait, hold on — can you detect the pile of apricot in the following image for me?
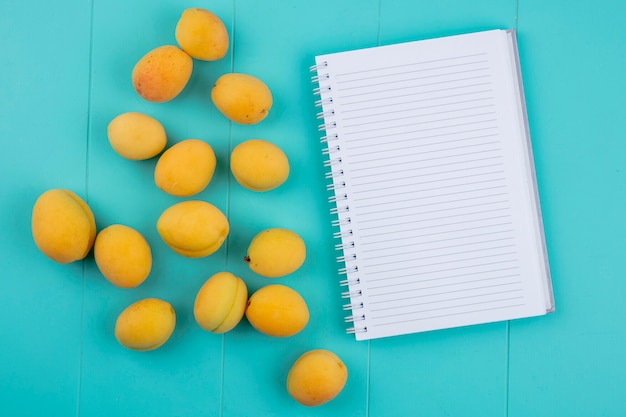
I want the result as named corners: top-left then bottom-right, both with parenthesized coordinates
top-left (30, 7), bottom-right (346, 408)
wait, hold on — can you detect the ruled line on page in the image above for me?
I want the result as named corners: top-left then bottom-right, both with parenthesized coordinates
top-left (347, 137), bottom-right (502, 164)
top-left (343, 121), bottom-right (498, 144)
top-left (350, 147), bottom-right (502, 175)
top-left (363, 236), bottom-right (515, 262)
top-left (344, 130), bottom-right (500, 156)
top-left (359, 223), bottom-right (514, 251)
top-left (372, 294), bottom-right (525, 318)
top-left (362, 244), bottom-right (517, 270)
top-left (360, 226), bottom-right (514, 252)
top-left (339, 82), bottom-right (493, 105)
top-left (340, 90), bottom-right (494, 113)
top-left (335, 55), bottom-right (490, 84)
top-left (352, 177), bottom-right (507, 204)
top-left (342, 104), bottom-right (496, 129)
top-left (351, 187), bottom-right (508, 212)
top-left (369, 286), bottom-right (524, 310)
top-left (366, 267), bottom-right (521, 290)
top-left (342, 103), bottom-right (495, 128)
top-left (335, 53), bottom-right (488, 77)
top-left (351, 182), bottom-right (507, 210)
top-left (367, 272), bottom-right (522, 295)
top-left (348, 148), bottom-right (502, 173)
top-left (335, 67), bottom-right (491, 92)
top-left (344, 126), bottom-right (499, 153)
top-left (356, 191), bottom-right (508, 215)
top-left (364, 259), bottom-right (520, 284)
top-left (352, 162), bottom-right (504, 188)
top-left (337, 76), bottom-right (492, 99)
top-left (350, 155), bottom-right (502, 180)
top-left (362, 251), bottom-right (519, 276)
top-left (336, 59), bottom-right (489, 83)
top-left (372, 302), bottom-right (527, 327)
top-left (348, 143), bottom-right (501, 167)
top-left (341, 97), bottom-right (494, 121)
top-left (357, 212), bottom-right (512, 240)
top-left (342, 112), bottom-right (497, 136)
top-left (360, 187), bottom-right (508, 214)
top-left (353, 169), bottom-right (505, 196)
top-left (357, 199), bottom-right (510, 224)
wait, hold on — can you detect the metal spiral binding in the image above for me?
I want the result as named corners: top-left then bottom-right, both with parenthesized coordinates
top-left (333, 229), bottom-right (352, 239)
top-left (338, 265), bottom-right (358, 275)
top-left (337, 253), bottom-right (357, 263)
top-left (331, 216), bottom-right (351, 226)
top-left (311, 73), bottom-right (330, 84)
top-left (344, 314), bottom-right (366, 323)
top-left (322, 145), bottom-right (341, 155)
top-left (313, 85), bottom-right (331, 96)
top-left (325, 169), bottom-right (343, 179)
top-left (317, 109), bottom-right (335, 120)
top-left (329, 194), bottom-right (348, 204)
top-left (327, 181), bottom-right (346, 191)
top-left (343, 301), bottom-right (364, 311)
top-left (323, 157), bottom-right (342, 167)
top-left (329, 205), bottom-right (349, 215)
top-left (309, 61), bottom-right (328, 72)
top-left (312, 59), bottom-right (367, 337)
top-left (320, 133), bottom-right (338, 144)
top-left (315, 97), bottom-right (333, 107)
top-left (318, 121), bottom-right (337, 131)
top-left (335, 241), bottom-right (355, 251)
top-left (339, 277), bottom-right (360, 286)
top-left (346, 326), bottom-right (368, 335)
top-left (341, 289), bottom-right (362, 299)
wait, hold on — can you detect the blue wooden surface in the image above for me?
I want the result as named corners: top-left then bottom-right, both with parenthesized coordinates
top-left (1, 0), bottom-right (625, 416)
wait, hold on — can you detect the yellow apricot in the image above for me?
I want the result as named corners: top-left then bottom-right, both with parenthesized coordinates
top-left (94, 224), bottom-right (152, 288)
top-left (132, 45), bottom-right (193, 103)
top-left (244, 228), bottom-right (306, 278)
top-left (245, 284), bottom-right (309, 337)
top-left (230, 139), bottom-right (289, 191)
top-left (287, 349), bottom-right (348, 407)
top-left (175, 8), bottom-right (229, 61)
top-left (157, 200), bottom-right (229, 258)
top-left (31, 189), bottom-right (96, 264)
top-left (114, 298), bottom-right (176, 351)
top-left (194, 272), bottom-right (248, 334)
top-left (211, 73), bottom-right (272, 124)
top-left (107, 112), bottom-right (167, 160)
top-left (154, 139), bottom-right (216, 197)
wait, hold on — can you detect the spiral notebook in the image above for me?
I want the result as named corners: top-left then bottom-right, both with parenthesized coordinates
top-left (311, 29), bottom-right (554, 341)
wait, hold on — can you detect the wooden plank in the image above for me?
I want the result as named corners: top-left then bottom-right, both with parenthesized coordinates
top-left (509, 0), bottom-right (626, 415)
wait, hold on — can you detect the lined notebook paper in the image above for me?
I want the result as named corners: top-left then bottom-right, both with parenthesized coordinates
top-left (311, 29), bottom-right (554, 341)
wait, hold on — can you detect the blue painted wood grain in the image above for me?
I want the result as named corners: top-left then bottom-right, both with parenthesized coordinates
top-left (1, 0), bottom-right (625, 416)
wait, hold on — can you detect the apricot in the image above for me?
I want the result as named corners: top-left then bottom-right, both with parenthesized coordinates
top-left (31, 189), bottom-right (96, 264)
top-left (287, 349), bottom-right (348, 407)
top-left (114, 298), bottom-right (176, 351)
top-left (244, 228), bottom-right (306, 278)
top-left (245, 284), bottom-right (309, 337)
top-left (107, 112), bottom-right (167, 160)
top-left (194, 272), bottom-right (248, 333)
top-left (211, 73), bottom-right (272, 124)
top-left (94, 224), bottom-right (152, 288)
top-left (154, 139), bottom-right (216, 197)
top-left (157, 200), bottom-right (228, 258)
top-left (230, 139), bottom-right (289, 191)
top-left (132, 45), bottom-right (193, 103)
top-left (175, 8), bottom-right (229, 61)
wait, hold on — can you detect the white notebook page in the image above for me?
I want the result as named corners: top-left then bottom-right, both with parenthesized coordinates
top-left (316, 30), bottom-right (552, 340)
